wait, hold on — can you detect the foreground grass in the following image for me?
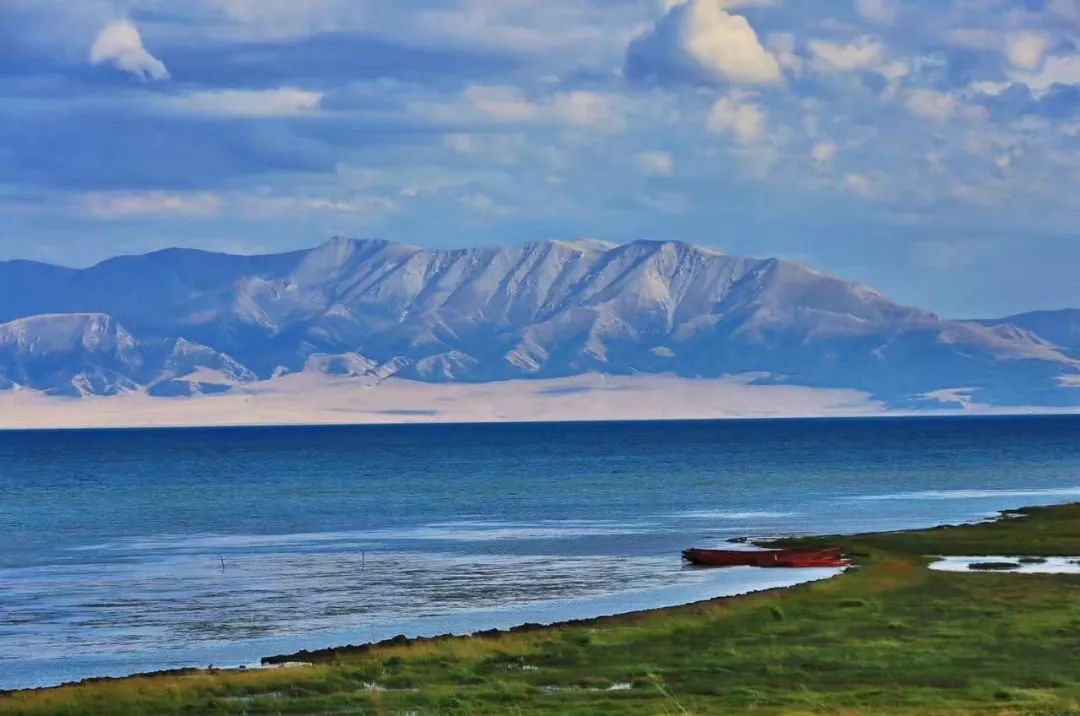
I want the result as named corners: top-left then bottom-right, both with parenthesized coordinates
top-left (5, 504), bottom-right (1080, 715)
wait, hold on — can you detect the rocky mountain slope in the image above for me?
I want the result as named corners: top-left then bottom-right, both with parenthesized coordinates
top-left (0, 237), bottom-right (1077, 408)
top-left (977, 310), bottom-right (1080, 359)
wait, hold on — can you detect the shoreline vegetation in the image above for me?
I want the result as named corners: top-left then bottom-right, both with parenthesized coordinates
top-left (4, 504), bottom-right (1080, 714)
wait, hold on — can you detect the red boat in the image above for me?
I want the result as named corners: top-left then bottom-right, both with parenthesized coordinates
top-left (682, 546), bottom-right (849, 568)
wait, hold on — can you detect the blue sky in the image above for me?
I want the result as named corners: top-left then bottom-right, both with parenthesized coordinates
top-left (1, 0), bottom-right (1078, 317)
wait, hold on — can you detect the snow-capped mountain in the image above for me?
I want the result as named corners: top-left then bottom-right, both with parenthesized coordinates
top-left (1, 237), bottom-right (1078, 407)
top-left (0, 313), bottom-right (252, 397)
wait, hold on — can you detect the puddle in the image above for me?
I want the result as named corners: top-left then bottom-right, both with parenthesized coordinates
top-left (929, 556), bottom-right (1080, 574)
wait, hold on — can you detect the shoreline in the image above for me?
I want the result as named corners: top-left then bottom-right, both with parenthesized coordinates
top-left (2, 407), bottom-right (1080, 434)
top-left (0, 505), bottom-right (1025, 697)
top-left (5, 502), bottom-right (1080, 714)
top-left (0, 583), bottom-right (812, 696)
top-left (0, 564), bottom-right (845, 695)
top-left (3, 371), bottom-right (1077, 432)
top-left (255, 504), bottom-right (1042, 666)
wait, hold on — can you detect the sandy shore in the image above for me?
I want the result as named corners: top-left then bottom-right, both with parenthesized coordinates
top-left (0, 372), bottom-right (890, 429)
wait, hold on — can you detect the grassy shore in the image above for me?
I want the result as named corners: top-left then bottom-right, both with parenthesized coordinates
top-left (4, 504), bottom-right (1080, 715)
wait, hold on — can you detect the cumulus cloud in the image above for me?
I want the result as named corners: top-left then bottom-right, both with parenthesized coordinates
top-left (707, 93), bottom-right (766, 143)
top-left (766, 32), bottom-right (803, 76)
top-left (854, 0), bottom-right (896, 25)
top-left (876, 59), bottom-right (909, 82)
top-left (1006, 32), bottom-right (1049, 71)
top-left (88, 20), bottom-right (169, 81)
top-left (1011, 53), bottom-right (1080, 93)
top-left (660, 0), bottom-right (780, 7)
top-left (636, 151), bottom-right (675, 176)
top-left (85, 192), bottom-right (220, 218)
top-left (905, 89), bottom-right (958, 121)
top-left (161, 88), bottom-right (324, 117)
top-left (808, 36), bottom-right (885, 72)
top-left (910, 95), bottom-right (954, 124)
top-left (626, 0), bottom-right (783, 86)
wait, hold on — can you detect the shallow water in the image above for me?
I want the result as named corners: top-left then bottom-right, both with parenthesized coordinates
top-left (2, 415), bottom-right (1080, 689)
top-left (929, 555), bottom-right (1080, 574)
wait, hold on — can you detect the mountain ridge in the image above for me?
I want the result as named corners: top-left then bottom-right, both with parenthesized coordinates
top-left (1, 237), bottom-right (1077, 408)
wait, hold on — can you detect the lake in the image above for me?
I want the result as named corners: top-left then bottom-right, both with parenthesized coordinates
top-left (2, 415), bottom-right (1080, 690)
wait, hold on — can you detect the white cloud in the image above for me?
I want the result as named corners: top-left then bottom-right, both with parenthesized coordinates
top-left (449, 86), bottom-right (622, 130)
top-left (161, 87), bottom-right (324, 117)
top-left (766, 32), bottom-right (803, 76)
top-left (550, 91), bottom-right (623, 130)
top-left (210, 0), bottom-right (360, 38)
top-left (238, 194), bottom-right (397, 217)
top-left (85, 189), bottom-right (395, 220)
top-left (876, 59), bottom-right (909, 81)
top-left (657, 0), bottom-right (781, 12)
top-left (968, 80), bottom-right (1009, 96)
top-left (627, 0), bottom-right (783, 86)
top-left (1006, 32), bottom-right (1049, 71)
top-left (1010, 53), bottom-right (1080, 93)
top-left (438, 133), bottom-right (527, 164)
top-left (463, 85), bottom-right (538, 122)
top-left (841, 173), bottom-right (876, 198)
top-left (707, 93), bottom-right (766, 143)
top-left (636, 151), bottom-right (675, 176)
top-left (855, 0), bottom-right (896, 25)
top-left (84, 192), bottom-right (220, 218)
top-left (811, 141), bottom-right (838, 164)
top-left (443, 133), bottom-right (480, 154)
top-left (1048, 0), bottom-right (1080, 22)
top-left (905, 89), bottom-right (958, 121)
top-left (459, 193), bottom-right (509, 215)
top-left (809, 36), bottom-right (885, 72)
top-left (88, 20), bottom-right (168, 81)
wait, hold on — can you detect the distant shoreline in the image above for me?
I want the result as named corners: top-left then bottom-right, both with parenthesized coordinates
top-left (1, 371), bottom-right (1077, 431)
top-left (2, 408), bottom-right (1080, 434)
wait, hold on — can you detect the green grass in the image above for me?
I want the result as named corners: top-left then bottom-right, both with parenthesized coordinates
top-left (5, 503), bottom-right (1080, 715)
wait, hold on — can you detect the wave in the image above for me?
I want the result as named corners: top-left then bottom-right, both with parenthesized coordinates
top-left (66, 520), bottom-right (653, 553)
top-left (674, 510), bottom-right (794, 520)
top-left (849, 487), bottom-right (1080, 501)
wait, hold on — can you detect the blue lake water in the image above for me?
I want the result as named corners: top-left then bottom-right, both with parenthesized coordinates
top-left (2, 415), bottom-right (1080, 690)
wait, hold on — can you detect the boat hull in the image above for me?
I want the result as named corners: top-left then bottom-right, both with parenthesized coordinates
top-left (682, 546), bottom-right (848, 568)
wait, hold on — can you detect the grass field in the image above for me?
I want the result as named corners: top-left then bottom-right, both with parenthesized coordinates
top-left (4, 503), bottom-right (1080, 715)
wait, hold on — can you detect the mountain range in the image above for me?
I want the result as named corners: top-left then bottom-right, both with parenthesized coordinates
top-left (1, 237), bottom-right (1078, 409)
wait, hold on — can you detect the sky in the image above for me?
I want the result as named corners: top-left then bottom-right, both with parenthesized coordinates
top-left (1, 0), bottom-right (1079, 318)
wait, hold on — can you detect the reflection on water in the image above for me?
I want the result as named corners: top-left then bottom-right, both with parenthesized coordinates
top-left (929, 555), bottom-right (1080, 574)
top-left (1, 519), bottom-right (842, 689)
